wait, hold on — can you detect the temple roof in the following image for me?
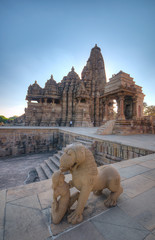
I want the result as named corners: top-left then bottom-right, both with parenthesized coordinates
top-left (66, 67), bottom-right (80, 81)
top-left (75, 81), bottom-right (90, 99)
top-left (59, 67), bottom-right (80, 91)
top-left (81, 44), bottom-right (107, 94)
top-left (27, 80), bottom-right (43, 96)
top-left (44, 75), bottom-right (59, 96)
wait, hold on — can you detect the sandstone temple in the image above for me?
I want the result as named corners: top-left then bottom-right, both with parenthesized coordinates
top-left (25, 44), bottom-right (147, 133)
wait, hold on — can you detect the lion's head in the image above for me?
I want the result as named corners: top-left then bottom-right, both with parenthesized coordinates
top-left (60, 143), bottom-right (86, 172)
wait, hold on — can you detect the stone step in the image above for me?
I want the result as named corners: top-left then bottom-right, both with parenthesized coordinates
top-left (48, 156), bottom-right (60, 168)
top-left (75, 137), bottom-right (93, 143)
top-left (35, 149), bottom-right (64, 181)
top-left (40, 162), bottom-right (53, 179)
top-left (36, 166), bottom-right (47, 181)
top-left (54, 153), bottom-right (61, 161)
top-left (97, 120), bottom-right (115, 135)
top-left (74, 139), bottom-right (93, 146)
top-left (45, 158), bottom-right (59, 172)
top-left (58, 150), bottom-right (64, 156)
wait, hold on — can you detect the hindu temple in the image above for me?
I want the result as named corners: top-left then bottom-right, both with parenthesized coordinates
top-left (25, 44), bottom-right (148, 134)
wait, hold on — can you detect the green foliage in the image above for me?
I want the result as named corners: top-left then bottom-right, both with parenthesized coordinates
top-left (0, 115), bottom-right (8, 123)
top-left (9, 116), bottom-right (18, 121)
top-left (144, 105), bottom-right (155, 116)
top-left (0, 115), bottom-right (18, 123)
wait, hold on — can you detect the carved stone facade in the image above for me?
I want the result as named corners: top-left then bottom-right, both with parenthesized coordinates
top-left (25, 45), bottom-right (144, 127)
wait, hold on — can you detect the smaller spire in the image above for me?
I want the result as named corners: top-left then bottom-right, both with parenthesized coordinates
top-left (71, 66), bottom-right (75, 71)
top-left (50, 74), bottom-right (53, 79)
top-left (35, 80), bottom-right (37, 84)
top-left (95, 44), bottom-right (97, 47)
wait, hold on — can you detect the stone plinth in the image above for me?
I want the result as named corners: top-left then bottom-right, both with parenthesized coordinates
top-left (0, 153), bottom-right (155, 240)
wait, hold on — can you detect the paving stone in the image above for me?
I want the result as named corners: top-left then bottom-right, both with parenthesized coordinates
top-left (118, 187), bottom-right (155, 231)
top-left (38, 189), bottom-right (53, 209)
top-left (140, 160), bottom-right (155, 169)
top-left (0, 229), bottom-right (4, 240)
top-left (0, 189), bottom-right (6, 240)
top-left (118, 165), bottom-right (150, 179)
top-left (0, 190), bottom-right (6, 228)
top-left (122, 175), bottom-right (155, 198)
top-left (5, 203), bottom-right (50, 240)
top-left (144, 233), bottom-right (155, 240)
top-left (152, 229), bottom-right (155, 235)
top-left (54, 221), bottom-right (105, 240)
top-left (7, 179), bottom-right (51, 202)
top-left (8, 194), bottom-right (41, 210)
top-left (91, 207), bottom-right (149, 240)
top-left (142, 169), bottom-right (155, 181)
top-left (51, 191), bottom-right (107, 235)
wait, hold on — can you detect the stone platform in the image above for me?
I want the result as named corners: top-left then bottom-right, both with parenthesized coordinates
top-left (60, 127), bottom-right (155, 152)
top-left (1, 153), bottom-right (155, 240)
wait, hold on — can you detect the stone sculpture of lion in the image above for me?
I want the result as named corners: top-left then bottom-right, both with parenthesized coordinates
top-left (60, 143), bottom-right (123, 225)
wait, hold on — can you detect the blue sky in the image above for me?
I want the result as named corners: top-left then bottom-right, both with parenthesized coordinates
top-left (0, 0), bottom-right (155, 117)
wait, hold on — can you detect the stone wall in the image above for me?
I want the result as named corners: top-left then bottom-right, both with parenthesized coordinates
top-left (0, 128), bottom-right (153, 163)
top-left (58, 130), bottom-right (153, 165)
top-left (0, 128), bottom-right (59, 157)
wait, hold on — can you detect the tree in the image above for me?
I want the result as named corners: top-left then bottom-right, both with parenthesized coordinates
top-left (0, 115), bottom-right (18, 124)
top-left (0, 115), bottom-right (8, 123)
top-left (144, 105), bottom-right (155, 116)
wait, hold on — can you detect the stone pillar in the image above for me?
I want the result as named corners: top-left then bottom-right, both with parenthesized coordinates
top-left (44, 98), bottom-right (47, 104)
top-left (118, 96), bottom-right (125, 120)
top-left (132, 97), bottom-right (138, 119)
top-left (103, 99), bottom-right (109, 120)
top-left (61, 88), bottom-right (68, 126)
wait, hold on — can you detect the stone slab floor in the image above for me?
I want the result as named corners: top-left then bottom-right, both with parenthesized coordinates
top-left (0, 153), bottom-right (155, 240)
top-left (0, 152), bottom-right (53, 190)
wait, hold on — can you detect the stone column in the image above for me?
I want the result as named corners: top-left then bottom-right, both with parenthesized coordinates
top-left (61, 90), bottom-right (67, 126)
top-left (132, 97), bottom-right (138, 119)
top-left (118, 96), bottom-right (125, 120)
top-left (103, 99), bottom-right (109, 120)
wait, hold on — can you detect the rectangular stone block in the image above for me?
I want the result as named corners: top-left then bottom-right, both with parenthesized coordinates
top-left (92, 207), bottom-right (149, 240)
top-left (122, 175), bottom-right (155, 198)
top-left (0, 189), bottom-right (6, 235)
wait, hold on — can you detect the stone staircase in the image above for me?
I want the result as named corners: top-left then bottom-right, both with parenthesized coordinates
top-left (36, 138), bottom-right (94, 181)
top-left (36, 150), bottom-right (63, 181)
top-left (97, 120), bottom-right (116, 135)
top-left (74, 136), bottom-right (94, 150)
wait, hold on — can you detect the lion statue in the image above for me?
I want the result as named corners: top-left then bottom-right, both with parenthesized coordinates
top-left (60, 143), bottom-right (123, 225)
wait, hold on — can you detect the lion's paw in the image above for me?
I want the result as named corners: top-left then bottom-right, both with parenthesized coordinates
top-left (67, 211), bottom-right (83, 225)
top-left (104, 195), bottom-right (117, 208)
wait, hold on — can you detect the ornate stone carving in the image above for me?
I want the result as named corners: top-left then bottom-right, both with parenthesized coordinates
top-left (59, 143), bottom-right (123, 224)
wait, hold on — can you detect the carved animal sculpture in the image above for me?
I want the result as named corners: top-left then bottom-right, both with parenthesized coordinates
top-left (51, 170), bottom-right (79, 224)
top-left (60, 143), bottom-right (123, 224)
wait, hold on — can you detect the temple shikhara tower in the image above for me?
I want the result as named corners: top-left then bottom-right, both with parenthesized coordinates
top-left (25, 44), bottom-right (145, 133)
